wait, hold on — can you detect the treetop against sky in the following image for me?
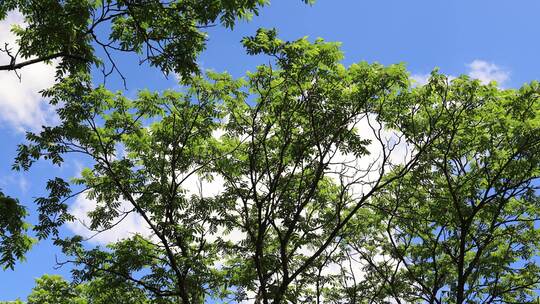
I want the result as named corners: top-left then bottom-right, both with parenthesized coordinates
top-left (1, 1), bottom-right (540, 303)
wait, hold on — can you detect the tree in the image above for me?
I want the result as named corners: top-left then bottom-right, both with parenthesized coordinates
top-left (0, 191), bottom-right (34, 270)
top-left (5, 20), bottom-right (540, 304)
top-left (0, 274), bottom-right (149, 304)
top-left (0, 0), bottom-right (312, 81)
top-left (214, 30), bottom-right (440, 303)
top-left (0, 0), bottom-right (311, 270)
top-left (25, 274), bottom-right (86, 304)
top-left (13, 29), bottom-right (444, 303)
top-left (334, 74), bottom-right (540, 304)
top-left (16, 70), bottom-right (236, 302)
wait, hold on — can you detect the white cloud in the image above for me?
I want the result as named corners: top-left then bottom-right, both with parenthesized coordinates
top-left (0, 11), bottom-right (57, 132)
top-left (467, 60), bottom-right (509, 85)
top-left (410, 73), bottom-right (431, 86)
top-left (182, 171), bottom-right (225, 198)
top-left (412, 60), bottom-right (509, 88)
top-left (326, 114), bottom-right (412, 198)
top-left (67, 170), bottom-right (228, 245)
top-left (66, 123), bottom-right (230, 245)
top-left (67, 193), bottom-right (153, 245)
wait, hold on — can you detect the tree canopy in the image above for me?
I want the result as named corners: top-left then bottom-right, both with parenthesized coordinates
top-left (0, 0), bottom-right (310, 270)
top-left (0, 191), bottom-right (34, 270)
top-left (1, 1), bottom-right (540, 304)
top-left (0, 274), bottom-right (150, 303)
top-left (0, 0), bottom-right (312, 80)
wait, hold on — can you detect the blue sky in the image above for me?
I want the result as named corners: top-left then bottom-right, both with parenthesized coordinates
top-left (1, 0), bottom-right (540, 300)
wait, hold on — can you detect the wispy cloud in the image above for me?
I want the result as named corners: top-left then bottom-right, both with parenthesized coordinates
top-left (411, 59), bottom-right (509, 87)
top-left (467, 60), bottom-right (509, 85)
top-left (0, 173), bottom-right (30, 193)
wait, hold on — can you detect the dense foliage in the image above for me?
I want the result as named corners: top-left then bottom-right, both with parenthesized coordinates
top-left (0, 0), bottom-right (312, 80)
top-left (0, 0), bottom-right (309, 270)
top-left (1, 1), bottom-right (540, 304)
top-left (0, 191), bottom-right (34, 270)
top-left (0, 274), bottom-right (150, 303)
